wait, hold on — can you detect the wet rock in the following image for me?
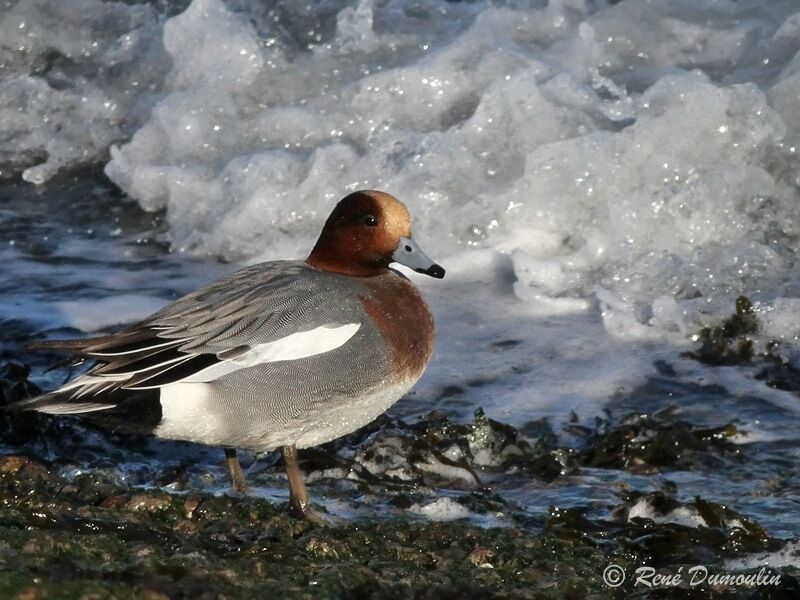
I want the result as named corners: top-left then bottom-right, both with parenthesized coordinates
top-left (0, 362), bottom-right (41, 405)
top-left (0, 459), bottom-right (619, 598)
top-left (467, 546), bottom-right (495, 568)
top-left (0, 449), bottom-right (796, 598)
top-left (183, 496), bottom-right (201, 519)
top-left (0, 352), bottom-right (796, 597)
top-left (616, 491), bottom-right (776, 556)
top-left (0, 361), bottom-right (98, 454)
top-left (681, 298), bottom-right (800, 408)
top-left (754, 349), bottom-right (800, 393)
top-left (547, 488), bottom-right (784, 577)
top-left (339, 408), bottom-right (573, 491)
top-left (0, 455), bottom-right (47, 479)
top-left (303, 536), bottom-right (341, 560)
top-left (99, 494), bottom-right (128, 510)
top-left (125, 492), bottom-right (172, 513)
top-left (0, 455), bottom-right (30, 474)
top-left (575, 406), bottom-right (740, 473)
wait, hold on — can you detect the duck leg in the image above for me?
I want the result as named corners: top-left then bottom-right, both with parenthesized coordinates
top-left (282, 444), bottom-right (332, 526)
top-left (224, 447), bottom-right (249, 493)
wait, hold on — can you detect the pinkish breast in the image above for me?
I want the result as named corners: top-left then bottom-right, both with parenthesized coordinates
top-left (361, 274), bottom-right (435, 381)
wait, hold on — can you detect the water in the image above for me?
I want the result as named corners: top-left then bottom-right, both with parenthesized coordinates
top-left (0, 172), bottom-right (228, 362)
top-left (3, 0), bottom-right (800, 556)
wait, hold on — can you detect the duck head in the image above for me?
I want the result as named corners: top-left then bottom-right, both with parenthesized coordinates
top-left (307, 190), bottom-right (445, 279)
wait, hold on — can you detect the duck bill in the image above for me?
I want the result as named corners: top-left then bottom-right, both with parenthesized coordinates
top-left (392, 237), bottom-right (445, 279)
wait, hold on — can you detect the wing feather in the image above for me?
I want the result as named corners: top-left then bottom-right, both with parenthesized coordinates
top-left (27, 261), bottom-right (364, 407)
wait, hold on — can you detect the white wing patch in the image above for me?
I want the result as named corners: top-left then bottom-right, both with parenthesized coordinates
top-left (181, 322), bottom-right (362, 383)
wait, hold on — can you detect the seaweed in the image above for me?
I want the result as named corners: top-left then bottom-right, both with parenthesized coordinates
top-left (683, 296), bottom-right (758, 366)
top-left (575, 406), bottom-right (741, 473)
top-left (1, 359), bottom-right (798, 598)
top-left (681, 297), bottom-right (800, 401)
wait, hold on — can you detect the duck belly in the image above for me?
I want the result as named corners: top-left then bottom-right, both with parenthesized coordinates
top-left (153, 376), bottom-right (417, 451)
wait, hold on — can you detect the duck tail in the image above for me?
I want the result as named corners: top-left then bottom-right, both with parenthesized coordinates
top-left (26, 337), bottom-right (103, 354)
top-left (5, 387), bottom-right (163, 436)
top-left (6, 390), bottom-right (116, 415)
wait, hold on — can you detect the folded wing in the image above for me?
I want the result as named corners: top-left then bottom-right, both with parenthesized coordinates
top-left (17, 262), bottom-right (362, 414)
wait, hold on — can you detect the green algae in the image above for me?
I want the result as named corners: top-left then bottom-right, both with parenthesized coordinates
top-left (0, 456), bottom-right (615, 599)
top-left (2, 361), bottom-right (800, 598)
top-left (1, 451), bottom-right (799, 599)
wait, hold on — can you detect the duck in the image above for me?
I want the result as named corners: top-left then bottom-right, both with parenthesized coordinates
top-left (14, 190), bottom-right (445, 523)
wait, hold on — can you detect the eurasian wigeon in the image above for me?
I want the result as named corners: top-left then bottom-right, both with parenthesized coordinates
top-left (16, 190), bottom-right (444, 523)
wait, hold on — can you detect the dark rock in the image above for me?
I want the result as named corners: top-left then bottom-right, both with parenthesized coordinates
top-left (0, 362), bottom-right (41, 406)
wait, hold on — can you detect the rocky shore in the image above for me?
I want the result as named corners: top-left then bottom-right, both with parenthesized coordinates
top-left (2, 328), bottom-right (800, 598)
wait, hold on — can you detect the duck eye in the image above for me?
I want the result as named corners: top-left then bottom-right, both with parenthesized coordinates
top-left (362, 214), bottom-right (378, 227)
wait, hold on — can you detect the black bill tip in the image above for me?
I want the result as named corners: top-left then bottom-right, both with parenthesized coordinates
top-left (416, 264), bottom-right (445, 279)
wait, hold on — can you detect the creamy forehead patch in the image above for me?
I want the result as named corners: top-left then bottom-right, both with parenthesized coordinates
top-left (366, 191), bottom-right (411, 237)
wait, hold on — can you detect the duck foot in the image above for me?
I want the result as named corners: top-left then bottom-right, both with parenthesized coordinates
top-left (286, 501), bottom-right (341, 527)
top-left (224, 447), bottom-right (249, 494)
top-left (282, 444), bottom-right (341, 526)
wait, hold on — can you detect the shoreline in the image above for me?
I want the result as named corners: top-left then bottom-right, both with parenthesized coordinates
top-left (2, 359), bottom-right (800, 598)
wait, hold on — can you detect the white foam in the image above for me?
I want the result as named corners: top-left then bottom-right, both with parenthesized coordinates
top-left (409, 497), bottom-right (472, 522)
top-left (55, 295), bottom-right (168, 332)
top-left (0, 0), bottom-right (167, 182)
top-left (726, 541), bottom-right (800, 571)
top-left (627, 498), bottom-right (708, 528)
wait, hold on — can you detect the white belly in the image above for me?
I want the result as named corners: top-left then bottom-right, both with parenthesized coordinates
top-left (154, 377), bottom-right (417, 451)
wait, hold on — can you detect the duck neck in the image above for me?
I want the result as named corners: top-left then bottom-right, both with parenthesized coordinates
top-left (305, 250), bottom-right (389, 278)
